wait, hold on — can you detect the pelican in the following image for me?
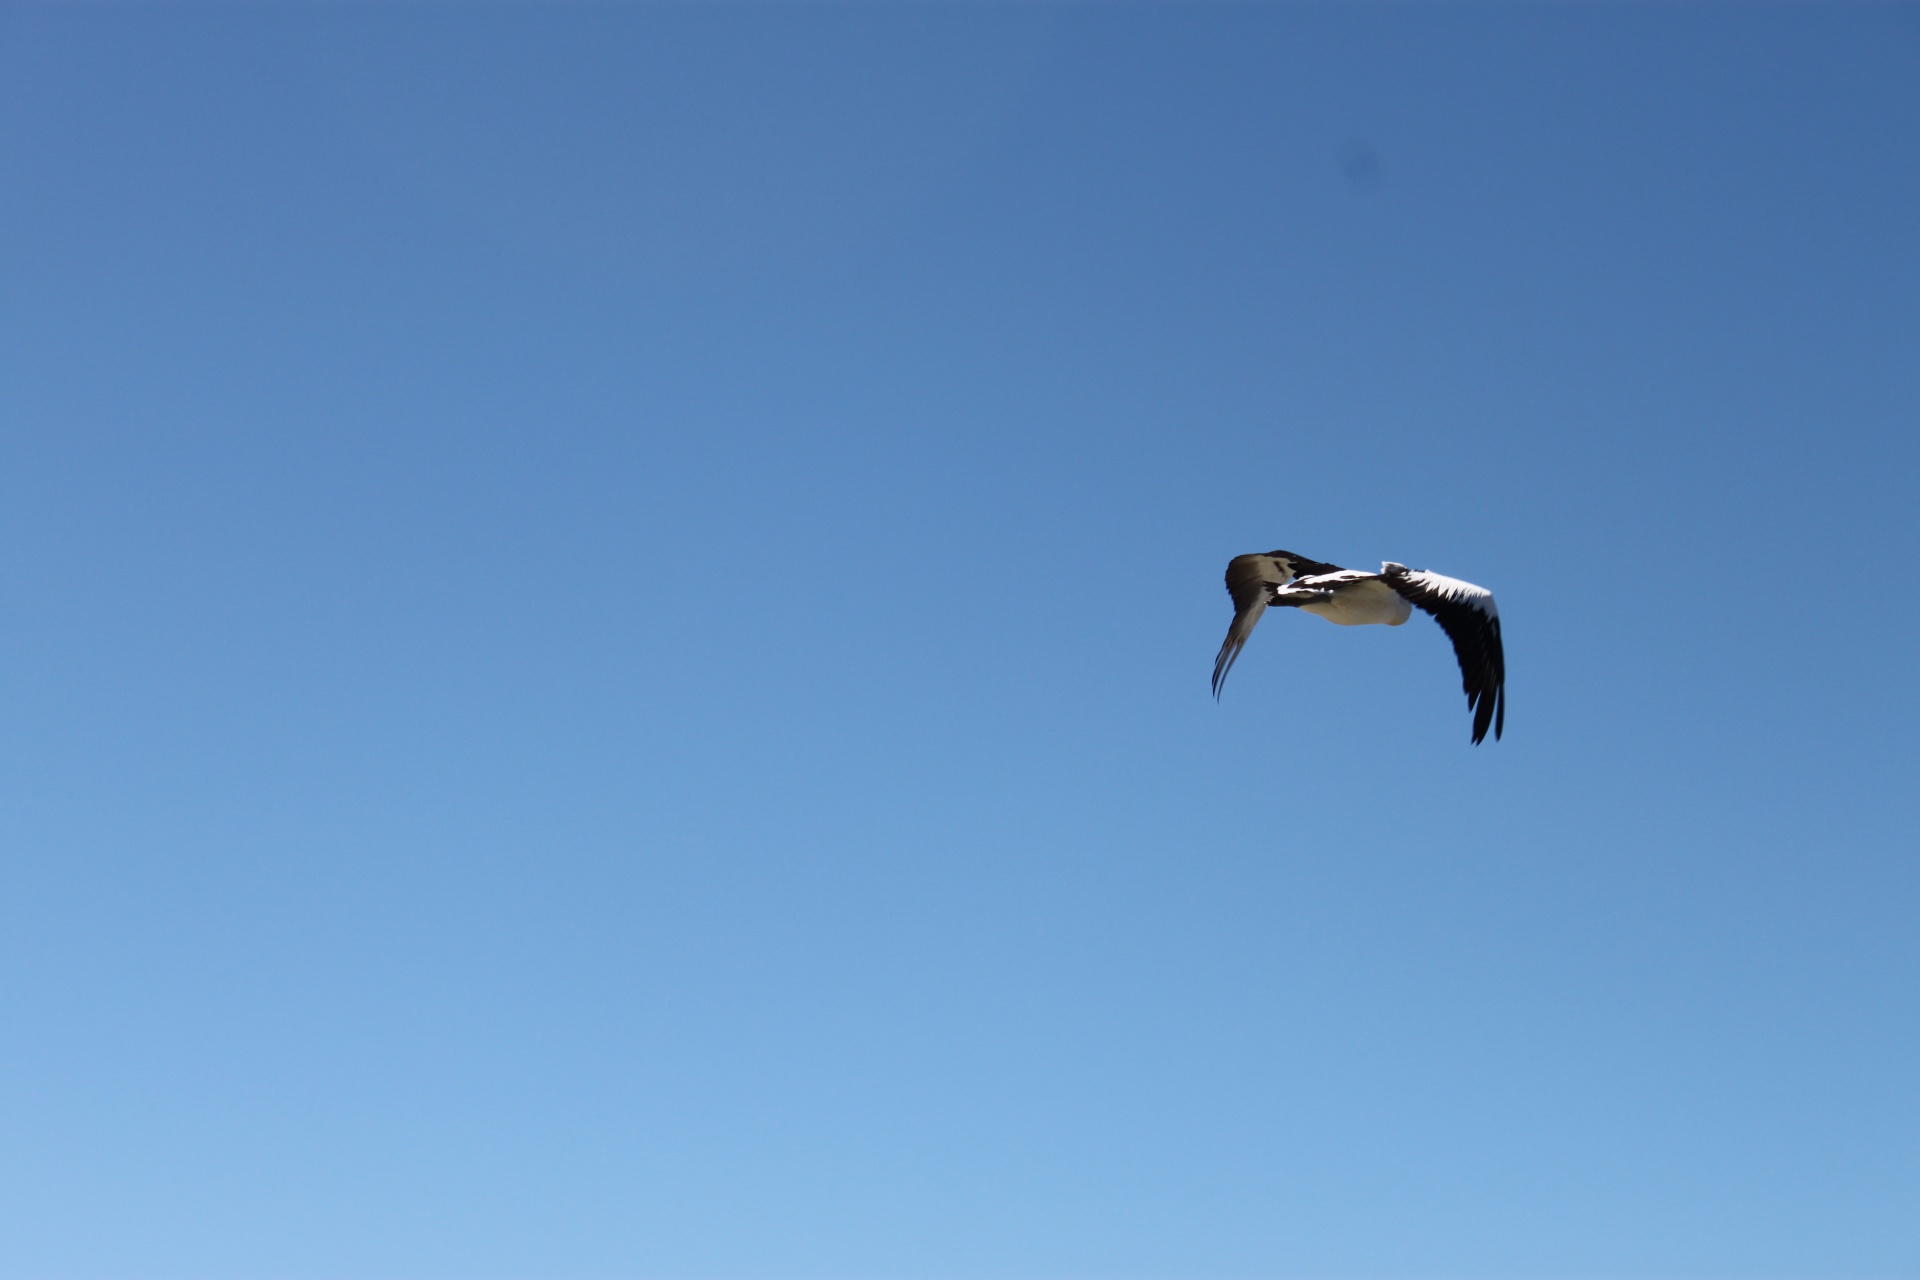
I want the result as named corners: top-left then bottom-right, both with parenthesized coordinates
top-left (1212, 550), bottom-right (1506, 743)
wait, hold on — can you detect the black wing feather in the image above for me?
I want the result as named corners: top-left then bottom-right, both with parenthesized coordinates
top-left (1211, 555), bottom-right (1276, 698)
top-left (1211, 550), bottom-right (1344, 697)
top-left (1383, 567), bottom-right (1506, 744)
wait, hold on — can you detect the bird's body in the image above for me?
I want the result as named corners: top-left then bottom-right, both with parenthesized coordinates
top-left (1284, 571), bottom-right (1414, 626)
top-left (1212, 550), bottom-right (1506, 743)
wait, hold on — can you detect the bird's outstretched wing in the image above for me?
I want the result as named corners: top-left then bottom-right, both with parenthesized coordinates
top-left (1212, 550), bottom-right (1342, 697)
top-left (1382, 564), bottom-right (1505, 743)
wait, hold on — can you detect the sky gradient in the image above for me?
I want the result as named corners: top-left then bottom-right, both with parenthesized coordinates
top-left (2, 3), bottom-right (1917, 1277)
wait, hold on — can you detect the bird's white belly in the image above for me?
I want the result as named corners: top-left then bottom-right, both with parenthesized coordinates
top-left (1301, 581), bottom-right (1413, 626)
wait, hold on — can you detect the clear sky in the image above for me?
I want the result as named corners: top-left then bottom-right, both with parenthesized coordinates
top-left (2, 3), bottom-right (1917, 1277)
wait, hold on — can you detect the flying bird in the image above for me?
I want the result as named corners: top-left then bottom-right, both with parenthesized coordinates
top-left (1212, 550), bottom-right (1505, 743)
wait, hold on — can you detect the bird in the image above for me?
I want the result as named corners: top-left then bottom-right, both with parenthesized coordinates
top-left (1212, 550), bottom-right (1505, 743)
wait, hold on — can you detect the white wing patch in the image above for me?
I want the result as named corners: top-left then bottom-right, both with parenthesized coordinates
top-left (1292, 570), bottom-right (1377, 588)
top-left (1391, 568), bottom-right (1498, 618)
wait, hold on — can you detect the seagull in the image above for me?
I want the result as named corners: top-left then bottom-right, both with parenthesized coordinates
top-left (1212, 550), bottom-right (1506, 743)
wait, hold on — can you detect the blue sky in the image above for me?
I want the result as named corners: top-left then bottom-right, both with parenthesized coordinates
top-left (2, 3), bottom-right (1917, 1277)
